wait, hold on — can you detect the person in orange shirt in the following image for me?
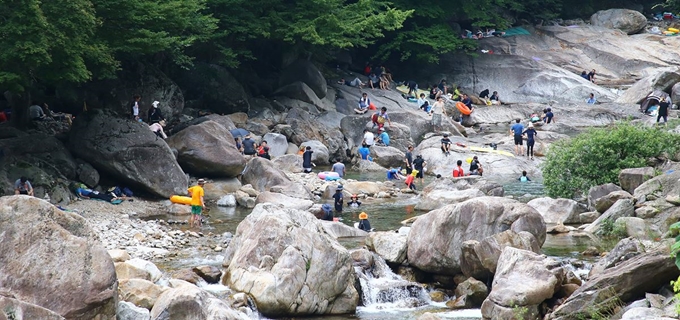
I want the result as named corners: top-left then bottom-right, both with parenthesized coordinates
top-left (188, 179), bottom-right (206, 227)
top-left (453, 160), bottom-right (465, 177)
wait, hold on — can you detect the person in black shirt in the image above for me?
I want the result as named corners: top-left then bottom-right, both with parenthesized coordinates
top-left (413, 155), bottom-right (426, 185)
top-left (479, 89), bottom-right (490, 99)
top-left (302, 146), bottom-right (314, 173)
top-left (658, 97), bottom-right (670, 125)
top-left (357, 212), bottom-right (372, 232)
top-left (242, 135), bottom-right (256, 155)
top-left (440, 134), bottom-right (452, 155)
top-left (147, 101), bottom-right (165, 124)
top-left (404, 145), bottom-right (414, 174)
top-left (333, 185), bottom-right (344, 213)
top-left (469, 156), bottom-right (483, 176)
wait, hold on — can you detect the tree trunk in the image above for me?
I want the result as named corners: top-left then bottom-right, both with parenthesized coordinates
top-left (5, 90), bottom-right (30, 129)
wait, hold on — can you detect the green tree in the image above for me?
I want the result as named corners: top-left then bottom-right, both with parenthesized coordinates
top-left (541, 123), bottom-right (680, 198)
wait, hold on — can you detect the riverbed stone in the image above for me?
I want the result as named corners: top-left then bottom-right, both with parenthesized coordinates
top-left (407, 197), bottom-right (546, 275)
top-left (465, 230), bottom-right (542, 276)
top-left (217, 194), bottom-right (237, 207)
top-left (222, 203), bottom-right (358, 316)
top-left (118, 279), bottom-right (166, 310)
top-left (320, 221), bottom-right (368, 238)
top-left (549, 248), bottom-right (679, 319)
top-left (594, 190), bottom-right (634, 213)
top-left (588, 237), bottom-right (654, 278)
top-left (192, 266), bottom-right (222, 284)
top-left (527, 197), bottom-right (584, 224)
top-left (0, 294), bottom-right (65, 320)
top-left (615, 217), bottom-right (650, 239)
top-left (590, 9), bottom-right (647, 35)
top-left (579, 211), bottom-right (600, 223)
top-left (109, 249), bottom-right (131, 262)
top-left (280, 60), bottom-right (328, 99)
top-left (370, 146), bottom-right (406, 168)
top-left (355, 159), bottom-right (387, 172)
top-left (150, 283), bottom-right (250, 320)
top-left (117, 301), bottom-right (150, 320)
top-left (272, 154), bottom-right (304, 173)
top-left (587, 183), bottom-right (623, 211)
top-left (481, 247), bottom-right (563, 320)
top-left (115, 258), bottom-right (163, 283)
top-left (619, 167), bottom-right (655, 195)
top-left (202, 178), bottom-right (242, 201)
top-left (77, 162), bottom-right (100, 188)
top-left (342, 181), bottom-right (382, 197)
top-left (0, 196), bottom-right (117, 319)
top-left (584, 198), bottom-right (635, 234)
top-left (449, 277), bottom-right (489, 309)
top-left (366, 231), bottom-right (408, 264)
top-left (262, 133), bottom-right (289, 157)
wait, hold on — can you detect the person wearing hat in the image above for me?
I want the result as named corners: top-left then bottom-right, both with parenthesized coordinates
top-left (333, 185), bottom-right (344, 214)
top-left (405, 170), bottom-right (417, 191)
top-left (357, 212), bottom-right (372, 232)
top-left (522, 122), bottom-right (538, 160)
top-left (347, 194), bottom-right (362, 208)
top-left (148, 101), bottom-right (165, 124)
top-left (242, 134), bottom-right (257, 156)
top-left (321, 204), bottom-right (334, 221)
top-left (413, 155), bottom-right (426, 185)
top-left (188, 179), bottom-right (206, 227)
top-left (376, 127), bottom-right (390, 146)
top-left (440, 133), bottom-right (452, 155)
top-left (469, 156), bottom-right (483, 176)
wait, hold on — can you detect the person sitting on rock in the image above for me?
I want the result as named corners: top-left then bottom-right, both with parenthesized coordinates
top-left (489, 91), bottom-right (501, 105)
top-left (453, 160), bottom-right (465, 177)
top-left (371, 107), bottom-right (391, 130)
top-left (379, 74), bottom-right (390, 90)
top-left (356, 93), bottom-right (370, 114)
top-left (14, 177), bottom-right (34, 196)
top-left (519, 170), bottom-right (531, 182)
top-left (417, 93), bottom-right (430, 112)
top-left (438, 79), bottom-right (448, 95)
top-left (586, 93), bottom-right (596, 105)
top-left (376, 128), bottom-right (390, 146)
top-left (149, 120), bottom-right (168, 139)
top-left (242, 134), bottom-right (257, 156)
top-left (429, 85), bottom-right (443, 100)
top-left (380, 65), bottom-right (393, 84)
top-left (347, 194), bottom-right (362, 208)
top-left (29, 102), bottom-right (46, 121)
top-left (235, 137), bottom-right (244, 154)
top-left (368, 73), bottom-right (381, 89)
top-left (441, 133), bottom-right (452, 156)
top-left (357, 212), bottom-right (372, 232)
top-left (452, 86), bottom-right (463, 101)
top-left (544, 108), bottom-right (555, 124)
top-left (358, 143), bottom-right (372, 161)
top-left (469, 156), bottom-right (483, 176)
top-left (147, 101), bottom-right (165, 124)
top-left (587, 69), bottom-right (596, 83)
top-left (257, 140), bottom-right (271, 160)
top-left (302, 146), bottom-right (315, 173)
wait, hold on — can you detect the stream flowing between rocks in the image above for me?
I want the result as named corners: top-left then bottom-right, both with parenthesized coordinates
top-left (144, 170), bottom-right (599, 319)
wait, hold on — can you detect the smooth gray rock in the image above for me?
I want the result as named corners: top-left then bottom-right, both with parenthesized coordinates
top-left (590, 9), bottom-right (647, 34)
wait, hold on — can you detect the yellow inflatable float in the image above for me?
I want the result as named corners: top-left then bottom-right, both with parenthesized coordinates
top-left (170, 195), bottom-right (192, 205)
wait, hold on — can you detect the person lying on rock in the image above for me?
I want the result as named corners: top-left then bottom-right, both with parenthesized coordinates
top-left (14, 177), bottom-right (34, 196)
top-left (149, 120), bottom-right (167, 139)
top-left (357, 212), bottom-right (372, 232)
top-left (75, 186), bottom-right (118, 203)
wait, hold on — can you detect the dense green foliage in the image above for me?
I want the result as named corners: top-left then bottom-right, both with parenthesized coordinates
top-left (541, 123), bottom-right (680, 198)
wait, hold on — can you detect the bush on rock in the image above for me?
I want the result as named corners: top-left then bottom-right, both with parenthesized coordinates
top-left (542, 123), bottom-right (680, 198)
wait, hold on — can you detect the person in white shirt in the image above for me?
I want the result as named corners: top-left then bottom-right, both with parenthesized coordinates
top-left (417, 93), bottom-right (429, 113)
top-left (131, 94), bottom-right (141, 121)
top-left (149, 120), bottom-right (167, 139)
top-left (430, 96), bottom-right (447, 132)
top-left (362, 129), bottom-right (375, 148)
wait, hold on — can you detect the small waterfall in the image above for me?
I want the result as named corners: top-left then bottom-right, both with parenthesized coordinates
top-left (355, 251), bottom-right (431, 310)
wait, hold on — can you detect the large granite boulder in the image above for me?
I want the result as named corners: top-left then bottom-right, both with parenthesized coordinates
top-left (616, 68), bottom-right (680, 104)
top-left (300, 140), bottom-right (330, 164)
top-left (461, 230), bottom-right (541, 279)
top-left (584, 198), bottom-right (635, 233)
top-left (407, 197), bottom-right (546, 275)
top-left (527, 197), bottom-right (585, 225)
top-left (262, 133), bottom-right (289, 157)
top-left (481, 247), bottom-right (564, 320)
top-left (594, 190), bottom-right (634, 213)
top-left (118, 278), bottom-right (166, 309)
top-left (673, 82), bottom-right (680, 105)
top-left (271, 154), bottom-right (304, 173)
top-left (415, 177), bottom-right (498, 211)
top-left (549, 248), bottom-right (679, 319)
top-left (117, 301), bottom-right (150, 320)
top-left (241, 157), bottom-right (290, 192)
top-left (177, 63), bottom-right (250, 114)
top-left (150, 281), bottom-right (250, 320)
top-left (370, 145), bottom-right (406, 168)
top-left (68, 110), bottom-right (187, 197)
top-left (619, 167), bottom-right (655, 195)
top-left (222, 204), bottom-right (359, 316)
top-left (587, 183), bottom-right (623, 211)
top-left (255, 192), bottom-right (314, 210)
top-left (274, 82), bottom-right (323, 107)
top-left (166, 120), bottom-right (246, 177)
top-left (0, 294), bottom-right (65, 320)
top-left (366, 231), bottom-right (409, 264)
top-left (280, 60), bottom-right (328, 99)
top-left (0, 196), bottom-right (117, 319)
top-left (590, 9), bottom-right (647, 35)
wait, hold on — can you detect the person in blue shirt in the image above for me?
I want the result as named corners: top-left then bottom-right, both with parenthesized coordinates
top-left (510, 119), bottom-right (525, 156)
top-left (586, 93), bottom-right (596, 105)
top-left (518, 170), bottom-right (531, 182)
top-left (376, 128), bottom-right (390, 146)
top-left (522, 122), bottom-right (538, 160)
top-left (543, 108), bottom-right (555, 124)
top-left (358, 143), bottom-right (372, 161)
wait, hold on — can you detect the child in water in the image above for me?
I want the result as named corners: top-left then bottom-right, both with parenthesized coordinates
top-left (347, 194), bottom-right (362, 208)
top-left (519, 170), bottom-right (531, 182)
top-left (357, 212), bottom-right (372, 232)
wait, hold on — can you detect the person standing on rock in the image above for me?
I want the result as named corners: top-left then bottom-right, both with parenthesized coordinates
top-left (333, 185), bottom-right (344, 215)
top-left (331, 158), bottom-right (346, 178)
top-left (188, 179), bottom-right (206, 227)
top-left (14, 177), bottom-right (34, 196)
top-left (510, 119), bottom-right (525, 156)
top-left (431, 96), bottom-right (446, 133)
top-left (131, 94), bottom-right (141, 121)
top-left (523, 123), bottom-right (538, 160)
top-left (657, 97), bottom-right (670, 125)
top-left (362, 129), bottom-right (375, 148)
top-left (302, 146), bottom-right (314, 173)
top-left (413, 155), bottom-right (426, 185)
top-left (147, 101), bottom-right (165, 124)
top-left (242, 134), bottom-right (257, 156)
top-left (404, 145), bottom-right (414, 174)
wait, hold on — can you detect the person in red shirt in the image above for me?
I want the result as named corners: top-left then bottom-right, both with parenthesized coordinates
top-left (405, 170), bottom-right (417, 191)
top-left (453, 160), bottom-right (465, 177)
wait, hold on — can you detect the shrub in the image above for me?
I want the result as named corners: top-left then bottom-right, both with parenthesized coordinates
top-left (541, 123), bottom-right (680, 198)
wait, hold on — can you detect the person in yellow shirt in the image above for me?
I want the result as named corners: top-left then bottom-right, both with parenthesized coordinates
top-left (188, 179), bottom-right (206, 227)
